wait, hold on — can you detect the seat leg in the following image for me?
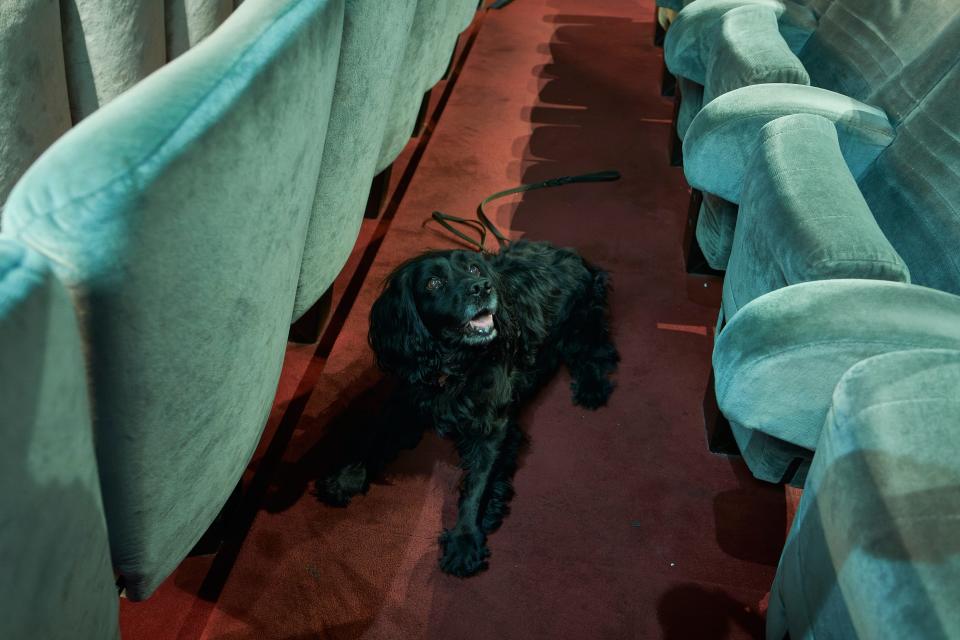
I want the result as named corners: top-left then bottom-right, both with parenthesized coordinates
top-left (669, 93), bottom-right (683, 166)
top-left (443, 36), bottom-right (460, 81)
top-left (654, 14), bottom-right (666, 47)
top-left (703, 367), bottom-right (739, 455)
top-left (288, 287), bottom-right (334, 344)
top-left (364, 164), bottom-right (393, 219)
top-left (188, 480), bottom-right (244, 557)
top-left (660, 56), bottom-right (675, 96)
top-left (412, 89), bottom-right (432, 138)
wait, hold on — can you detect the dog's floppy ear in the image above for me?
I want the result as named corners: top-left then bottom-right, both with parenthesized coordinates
top-left (368, 269), bottom-right (437, 384)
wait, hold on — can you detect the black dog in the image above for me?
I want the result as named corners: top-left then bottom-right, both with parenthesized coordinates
top-left (318, 240), bottom-right (619, 576)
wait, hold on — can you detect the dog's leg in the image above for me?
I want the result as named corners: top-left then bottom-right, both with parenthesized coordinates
top-left (562, 270), bottom-right (620, 409)
top-left (316, 393), bottom-right (423, 507)
top-left (439, 423), bottom-right (508, 576)
top-left (478, 422), bottom-right (526, 534)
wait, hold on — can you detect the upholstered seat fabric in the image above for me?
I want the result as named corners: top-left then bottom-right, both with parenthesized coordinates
top-left (0, 240), bottom-right (118, 639)
top-left (60, 0), bottom-right (166, 121)
top-left (293, 0), bottom-right (418, 319)
top-left (3, 0), bottom-right (345, 599)
top-left (713, 281), bottom-right (960, 483)
top-left (165, 0), bottom-right (234, 60)
top-left (720, 114), bottom-right (909, 322)
top-left (0, 0), bottom-right (72, 207)
top-left (768, 349), bottom-right (960, 639)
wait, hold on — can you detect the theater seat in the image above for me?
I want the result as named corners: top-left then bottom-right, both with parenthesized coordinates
top-left (60, 0), bottom-right (166, 122)
top-left (713, 280), bottom-right (960, 485)
top-left (684, 11), bottom-right (960, 270)
top-left (165, 0), bottom-right (234, 60)
top-left (2, 0), bottom-right (344, 599)
top-left (0, 239), bottom-right (119, 639)
top-left (376, 0), bottom-right (477, 173)
top-left (768, 348), bottom-right (960, 639)
top-left (0, 0), bottom-right (72, 206)
top-left (293, 0), bottom-right (418, 321)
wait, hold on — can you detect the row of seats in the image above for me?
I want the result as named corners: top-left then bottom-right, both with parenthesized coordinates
top-left (0, 0), bottom-right (479, 636)
top-left (660, 0), bottom-right (960, 637)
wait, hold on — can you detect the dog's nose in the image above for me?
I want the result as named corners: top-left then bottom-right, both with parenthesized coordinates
top-left (471, 279), bottom-right (492, 295)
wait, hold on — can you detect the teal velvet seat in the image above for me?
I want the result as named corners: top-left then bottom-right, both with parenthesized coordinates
top-left (767, 348), bottom-right (960, 639)
top-left (293, 0), bottom-right (418, 320)
top-left (684, 10), bottom-right (960, 271)
top-left (668, 1), bottom-right (960, 269)
top-left (2, 0), bottom-right (344, 599)
top-left (165, 0), bottom-right (234, 60)
top-left (376, 0), bottom-right (479, 173)
top-left (714, 280), bottom-right (960, 485)
top-left (0, 239), bottom-right (118, 639)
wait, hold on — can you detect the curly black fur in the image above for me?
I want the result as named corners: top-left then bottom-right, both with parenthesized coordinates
top-left (317, 240), bottom-right (619, 576)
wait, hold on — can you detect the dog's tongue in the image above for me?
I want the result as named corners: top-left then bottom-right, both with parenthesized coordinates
top-left (469, 312), bottom-right (494, 330)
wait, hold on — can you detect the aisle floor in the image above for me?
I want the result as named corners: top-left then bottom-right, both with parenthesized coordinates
top-left (121, 1), bottom-right (785, 637)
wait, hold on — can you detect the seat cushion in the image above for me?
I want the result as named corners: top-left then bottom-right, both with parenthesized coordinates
top-left (714, 280), bottom-right (960, 461)
top-left (4, 0), bottom-right (345, 599)
top-left (0, 239), bottom-right (118, 640)
top-left (769, 348), bottom-right (960, 639)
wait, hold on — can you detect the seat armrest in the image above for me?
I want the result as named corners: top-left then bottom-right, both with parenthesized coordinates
top-left (703, 5), bottom-right (810, 104)
top-left (665, 0), bottom-right (816, 83)
top-left (683, 83), bottom-right (895, 203)
top-left (713, 280), bottom-right (960, 452)
top-left (722, 113), bottom-right (909, 320)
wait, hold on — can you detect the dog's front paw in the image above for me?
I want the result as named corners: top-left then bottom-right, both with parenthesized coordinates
top-left (438, 529), bottom-right (490, 577)
top-left (314, 462), bottom-right (368, 507)
top-left (571, 375), bottom-right (614, 409)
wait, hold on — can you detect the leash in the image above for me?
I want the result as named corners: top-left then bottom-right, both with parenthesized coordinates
top-left (427, 170), bottom-right (621, 253)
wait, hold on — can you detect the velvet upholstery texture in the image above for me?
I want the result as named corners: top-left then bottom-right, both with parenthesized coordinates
top-left (0, 240), bottom-right (118, 639)
top-left (0, 0), bottom-right (72, 208)
top-left (720, 114), bottom-right (909, 322)
top-left (713, 280), bottom-right (960, 483)
top-left (768, 349), bottom-right (960, 640)
top-left (664, 0), bottom-right (817, 85)
top-left (293, 0), bottom-right (418, 319)
top-left (4, 0), bottom-right (344, 599)
top-left (376, 0), bottom-right (459, 173)
top-left (702, 4), bottom-right (810, 105)
top-left (683, 83), bottom-right (894, 204)
top-left (165, 0), bottom-right (234, 60)
top-left (859, 38), bottom-right (960, 296)
top-left (60, 0), bottom-right (166, 122)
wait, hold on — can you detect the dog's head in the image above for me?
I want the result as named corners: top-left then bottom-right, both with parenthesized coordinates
top-left (369, 250), bottom-right (501, 383)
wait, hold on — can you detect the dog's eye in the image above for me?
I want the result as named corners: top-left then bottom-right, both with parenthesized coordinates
top-left (468, 264), bottom-right (480, 276)
top-left (426, 277), bottom-right (443, 291)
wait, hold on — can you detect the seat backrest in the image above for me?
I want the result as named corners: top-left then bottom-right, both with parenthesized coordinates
top-left (0, 0), bottom-right (72, 206)
top-left (799, 0), bottom-right (960, 101)
top-left (0, 239), bottom-right (118, 640)
top-left (60, 0), bottom-right (166, 122)
top-left (165, 0), bottom-right (234, 60)
top-left (857, 17), bottom-right (960, 295)
top-left (293, 0), bottom-right (418, 319)
top-left (3, 0), bottom-right (344, 599)
top-left (377, 0), bottom-right (452, 172)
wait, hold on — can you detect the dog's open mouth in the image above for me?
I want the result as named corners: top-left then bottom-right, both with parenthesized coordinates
top-left (463, 309), bottom-right (497, 341)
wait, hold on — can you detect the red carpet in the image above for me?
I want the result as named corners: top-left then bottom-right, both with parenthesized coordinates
top-left (121, 1), bottom-right (785, 638)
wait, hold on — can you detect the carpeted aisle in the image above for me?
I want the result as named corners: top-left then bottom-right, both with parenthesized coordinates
top-left (121, 1), bottom-right (785, 638)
